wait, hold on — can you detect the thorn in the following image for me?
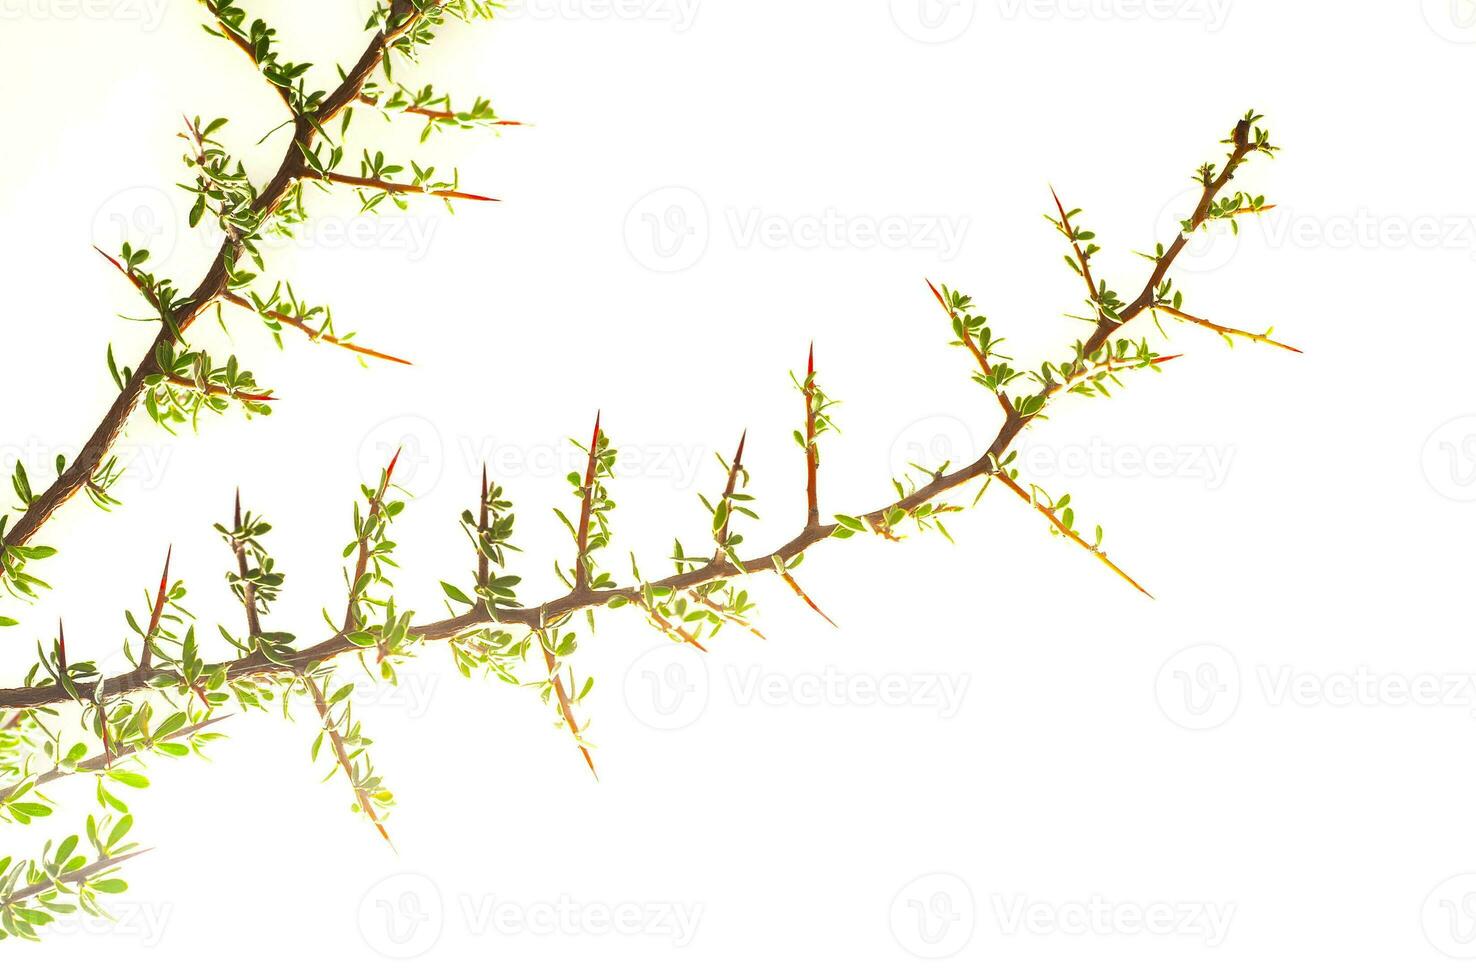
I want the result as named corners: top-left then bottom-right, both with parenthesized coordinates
top-left (384, 446), bottom-right (403, 484)
top-left (591, 411), bottom-right (602, 448)
top-left (734, 430), bottom-right (747, 468)
top-left (780, 570), bottom-right (839, 629)
top-left (57, 620), bottom-right (67, 673)
top-left (145, 546), bottom-right (173, 652)
top-left (234, 487), bottom-right (242, 528)
top-left (925, 278), bottom-right (949, 314)
top-left (807, 342), bottom-right (815, 378)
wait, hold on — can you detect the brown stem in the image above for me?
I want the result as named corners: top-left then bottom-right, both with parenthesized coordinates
top-left (139, 547), bottom-right (172, 671)
top-left (161, 374), bottom-right (276, 403)
top-left (1, 849), bottom-right (152, 909)
top-left (804, 345), bottom-right (820, 528)
top-left (221, 292), bottom-right (413, 366)
top-left (1155, 306), bottom-right (1303, 354)
top-left (537, 632), bottom-right (596, 779)
top-left (0, 717), bottom-right (227, 806)
top-left (1050, 185), bottom-right (1100, 304)
top-left (343, 449), bottom-right (401, 633)
top-left (305, 676), bottom-right (392, 845)
top-left (317, 171), bottom-right (498, 203)
top-left (357, 92), bottom-right (525, 125)
top-left (573, 413), bottom-right (602, 593)
top-left (1, 10), bottom-right (433, 570)
top-left (714, 430), bottom-right (747, 556)
top-left (0, 121), bottom-right (1274, 713)
top-left (232, 491), bottom-right (263, 640)
top-left (994, 471), bottom-right (1153, 598)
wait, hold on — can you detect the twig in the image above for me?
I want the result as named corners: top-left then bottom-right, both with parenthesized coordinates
top-left (221, 292), bottom-right (412, 366)
top-left (536, 631), bottom-right (596, 779)
top-left (994, 471), bottom-right (1153, 598)
top-left (1155, 306), bottom-right (1303, 354)
top-left (316, 171), bottom-right (498, 203)
top-left (1, 6), bottom-right (441, 565)
top-left (573, 413), bottom-right (602, 593)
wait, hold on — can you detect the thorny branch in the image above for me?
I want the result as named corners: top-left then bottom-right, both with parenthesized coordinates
top-left (2, 65), bottom-right (1297, 941)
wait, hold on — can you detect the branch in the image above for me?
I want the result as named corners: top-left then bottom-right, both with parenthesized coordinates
top-left (1, 5), bottom-right (440, 568)
top-left (1, 849), bottom-right (150, 909)
top-left (803, 346), bottom-right (820, 528)
top-left (1155, 306), bottom-right (1303, 354)
top-left (315, 171), bottom-right (498, 203)
top-left (305, 675), bottom-right (392, 845)
top-left (535, 630), bottom-right (597, 779)
top-left (222, 292), bottom-right (413, 366)
top-left (573, 413), bottom-right (602, 593)
top-left (994, 472), bottom-right (1153, 599)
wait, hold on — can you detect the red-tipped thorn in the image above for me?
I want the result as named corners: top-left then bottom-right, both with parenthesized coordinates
top-left (925, 278), bottom-right (949, 314)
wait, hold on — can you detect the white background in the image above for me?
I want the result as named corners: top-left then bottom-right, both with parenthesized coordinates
top-left (3, 0), bottom-right (1476, 974)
